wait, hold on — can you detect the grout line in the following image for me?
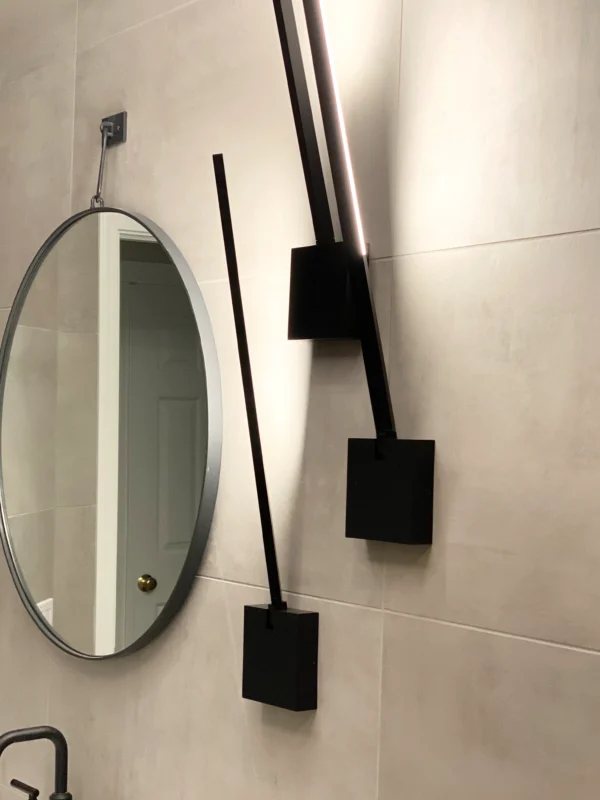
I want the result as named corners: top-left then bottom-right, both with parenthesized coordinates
top-left (199, 576), bottom-right (600, 657)
top-left (200, 574), bottom-right (379, 613)
top-left (77, 0), bottom-right (204, 56)
top-left (69, 0), bottom-right (79, 215)
top-left (369, 224), bottom-right (600, 265)
top-left (195, 277), bottom-right (228, 287)
top-left (374, 608), bottom-right (385, 800)
top-left (11, 324), bottom-right (56, 333)
top-left (386, 607), bottom-right (600, 657)
top-left (8, 504), bottom-right (95, 520)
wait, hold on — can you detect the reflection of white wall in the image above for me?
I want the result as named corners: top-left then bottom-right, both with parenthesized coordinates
top-left (95, 214), bottom-right (153, 655)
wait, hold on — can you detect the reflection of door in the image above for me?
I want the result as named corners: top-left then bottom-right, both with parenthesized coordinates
top-left (118, 260), bottom-right (207, 645)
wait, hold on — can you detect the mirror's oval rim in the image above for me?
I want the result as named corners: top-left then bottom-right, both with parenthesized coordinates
top-left (0, 207), bottom-right (223, 660)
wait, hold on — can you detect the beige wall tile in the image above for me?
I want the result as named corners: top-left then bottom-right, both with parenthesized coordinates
top-left (53, 506), bottom-right (97, 654)
top-left (380, 612), bottom-right (600, 799)
top-left (72, 0), bottom-right (315, 285)
top-left (200, 262), bottom-right (391, 608)
top-left (0, 60), bottom-right (74, 308)
top-left (78, 0), bottom-right (193, 53)
top-left (0, 559), bottom-right (54, 793)
top-left (47, 578), bottom-right (381, 800)
top-left (320, 0), bottom-right (402, 259)
top-left (8, 510), bottom-right (55, 605)
top-left (0, 0), bottom-right (76, 84)
top-left (17, 250), bottom-right (58, 331)
top-left (396, 0), bottom-right (600, 254)
top-left (226, 583), bottom-right (382, 800)
top-left (55, 333), bottom-right (98, 508)
top-left (385, 231), bottom-right (600, 649)
top-left (2, 326), bottom-right (57, 517)
top-left (57, 215), bottom-right (99, 334)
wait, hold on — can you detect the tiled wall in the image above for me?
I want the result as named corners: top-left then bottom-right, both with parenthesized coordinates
top-left (1, 1), bottom-right (600, 798)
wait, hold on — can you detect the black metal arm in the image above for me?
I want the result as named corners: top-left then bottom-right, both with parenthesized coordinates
top-left (273, 0), bottom-right (335, 245)
top-left (213, 153), bottom-right (287, 612)
top-left (301, 0), bottom-right (396, 440)
top-left (0, 726), bottom-right (71, 800)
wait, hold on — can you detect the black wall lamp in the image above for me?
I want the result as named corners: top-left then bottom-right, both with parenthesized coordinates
top-left (214, 155), bottom-right (319, 713)
top-left (274, 0), bottom-right (435, 546)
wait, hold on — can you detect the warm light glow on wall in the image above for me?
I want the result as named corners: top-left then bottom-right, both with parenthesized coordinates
top-left (318, 0), bottom-right (367, 257)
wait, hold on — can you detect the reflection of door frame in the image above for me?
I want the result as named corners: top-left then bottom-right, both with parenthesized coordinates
top-left (95, 215), bottom-right (154, 655)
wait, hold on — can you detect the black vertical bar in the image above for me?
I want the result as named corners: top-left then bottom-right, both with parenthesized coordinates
top-left (301, 0), bottom-right (359, 252)
top-left (302, 0), bottom-right (397, 439)
top-left (213, 154), bottom-right (287, 611)
top-left (273, 0), bottom-right (335, 245)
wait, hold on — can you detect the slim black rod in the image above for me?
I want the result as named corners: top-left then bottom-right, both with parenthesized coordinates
top-left (213, 154), bottom-right (287, 611)
top-left (302, 0), bottom-right (397, 439)
top-left (273, 0), bottom-right (335, 245)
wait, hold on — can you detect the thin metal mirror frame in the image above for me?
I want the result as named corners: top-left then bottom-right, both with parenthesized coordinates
top-left (0, 207), bottom-right (222, 660)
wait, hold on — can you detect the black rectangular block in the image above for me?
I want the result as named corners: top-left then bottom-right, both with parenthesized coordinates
top-left (242, 605), bottom-right (319, 711)
top-left (346, 438), bottom-right (435, 544)
top-left (288, 242), bottom-right (357, 340)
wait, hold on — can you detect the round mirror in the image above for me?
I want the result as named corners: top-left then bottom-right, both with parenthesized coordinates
top-left (0, 209), bottom-right (221, 658)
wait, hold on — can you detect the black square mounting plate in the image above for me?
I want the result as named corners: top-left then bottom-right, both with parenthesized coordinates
top-left (242, 605), bottom-right (319, 712)
top-left (346, 437), bottom-right (435, 544)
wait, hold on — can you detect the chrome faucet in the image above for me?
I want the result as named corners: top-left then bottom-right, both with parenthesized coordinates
top-left (0, 726), bottom-right (72, 800)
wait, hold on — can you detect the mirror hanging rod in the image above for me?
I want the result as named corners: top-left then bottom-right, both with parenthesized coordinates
top-left (90, 111), bottom-right (128, 208)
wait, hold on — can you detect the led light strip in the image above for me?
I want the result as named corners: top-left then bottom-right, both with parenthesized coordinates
top-left (317, 0), bottom-right (367, 256)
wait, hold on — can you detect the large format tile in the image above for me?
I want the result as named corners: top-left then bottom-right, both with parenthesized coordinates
top-left (56, 214), bottom-right (99, 334)
top-left (385, 231), bottom-right (600, 649)
top-left (379, 612), bottom-right (600, 799)
top-left (200, 262), bottom-right (391, 608)
top-left (72, 0), bottom-right (315, 285)
top-left (0, 559), bottom-right (54, 794)
top-left (0, 0), bottom-right (76, 84)
top-left (8, 510), bottom-right (55, 605)
top-left (48, 578), bottom-right (381, 800)
top-left (2, 326), bottom-right (57, 517)
top-left (53, 506), bottom-right (97, 655)
top-left (0, 60), bottom-right (74, 308)
top-left (226, 582), bottom-right (382, 800)
top-left (55, 333), bottom-right (98, 508)
top-left (78, 0), bottom-right (194, 53)
top-left (396, 0), bottom-right (600, 254)
top-left (17, 247), bottom-right (58, 331)
top-left (319, 0), bottom-right (402, 259)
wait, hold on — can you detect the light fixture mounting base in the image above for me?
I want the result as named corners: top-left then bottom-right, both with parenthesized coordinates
top-left (288, 241), bottom-right (358, 340)
top-left (103, 111), bottom-right (127, 147)
top-left (242, 604), bottom-right (319, 712)
top-left (346, 437), bottom-right (435, 544)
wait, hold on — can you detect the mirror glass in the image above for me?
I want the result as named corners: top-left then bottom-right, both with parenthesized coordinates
top-left (0, 211), bottom-right (220, 657)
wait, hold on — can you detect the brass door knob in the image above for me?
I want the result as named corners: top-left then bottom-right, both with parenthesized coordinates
top-left (137, 574), bottom-right (158, 593)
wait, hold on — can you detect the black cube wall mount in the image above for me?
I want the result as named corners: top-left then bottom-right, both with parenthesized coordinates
top-left (242, 605), bottom-right (319, 712)
top-left (346, 438), bottom-right (435, 544)
top-left (288, 242), bottom-right (357, 340)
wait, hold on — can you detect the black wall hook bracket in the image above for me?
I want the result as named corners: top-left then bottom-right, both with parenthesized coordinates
top-left (274, 0), bottom-right (435, 545)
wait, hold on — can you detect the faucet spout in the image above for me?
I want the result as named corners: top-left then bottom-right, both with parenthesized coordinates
top-left (0, 726), bottom-right (70, 798)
